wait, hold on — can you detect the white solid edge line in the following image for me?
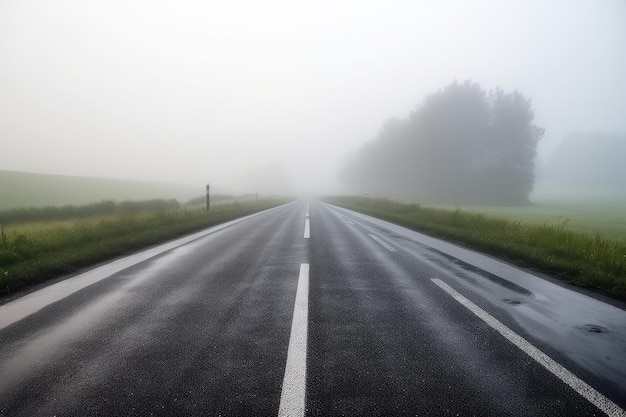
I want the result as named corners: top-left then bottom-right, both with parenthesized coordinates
top-left (278, 263), bottom-right (310, 417)
top-left (0, 205), bottom-right (284, 331)
top-left (431, 278), bottom-right (626, 417)
top-left (304, 219), bottom-right (310, 239)
top-left (369, 233), bottom-right (396, 252)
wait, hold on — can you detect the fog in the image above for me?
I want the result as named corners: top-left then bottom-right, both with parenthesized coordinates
top-left (1, 0), bottom-right (625, 196)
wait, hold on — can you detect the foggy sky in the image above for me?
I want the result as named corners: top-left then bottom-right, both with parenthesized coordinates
top-left (1, 0), bottom-right (625, 195)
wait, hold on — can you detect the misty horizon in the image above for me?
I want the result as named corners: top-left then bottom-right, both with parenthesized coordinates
top-left (2, 0), bottom-right (625, 196)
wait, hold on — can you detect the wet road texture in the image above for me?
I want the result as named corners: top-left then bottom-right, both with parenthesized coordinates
top-left (0, 200), bottom-right (625, 416)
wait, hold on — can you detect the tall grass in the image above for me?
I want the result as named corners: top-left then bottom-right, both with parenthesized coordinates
top-left (327, 196), bottom-right (626, 300)
top-left (0, 199), bottom-right (181, 224)
top-left (0, 199), bottom-right (286, 294)
top-left (458, 203), bottom-right (626, 241)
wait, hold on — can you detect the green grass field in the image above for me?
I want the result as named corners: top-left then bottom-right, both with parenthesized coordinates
top-left (460, 204), bottom-right (626, 241)
top-left (455, 182), bottom-right (626, 241)
top-left (0, 170), bottom-right (202, 209)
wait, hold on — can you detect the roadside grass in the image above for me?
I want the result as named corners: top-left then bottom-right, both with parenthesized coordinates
top-left (454, 204), bottom-right (626, 241)
top-left (326, 196), bottom-right (626, 300)
top-left (0, 199), bottom-right (182, 224)
top-left (0, 199), bottom-right (287, 295)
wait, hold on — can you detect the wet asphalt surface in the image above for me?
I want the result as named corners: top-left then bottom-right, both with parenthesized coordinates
top-left (0, 200), bottom-right (624, 416)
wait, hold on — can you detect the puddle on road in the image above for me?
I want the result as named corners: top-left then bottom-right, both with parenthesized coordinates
top-left (581, 324), bottom-right (609, 334)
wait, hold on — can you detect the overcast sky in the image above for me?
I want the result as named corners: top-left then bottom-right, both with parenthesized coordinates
top-left (1, 0), bottom-right (625, 194)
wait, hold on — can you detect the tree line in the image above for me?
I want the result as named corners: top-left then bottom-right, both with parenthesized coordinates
top-left (341, 80), bottom-right (544, 205)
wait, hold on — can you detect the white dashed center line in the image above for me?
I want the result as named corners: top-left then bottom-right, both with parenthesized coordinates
top-left (278, 263), bottom-right (310, 417)
top-left (304, 219), bottom-right (310, 239)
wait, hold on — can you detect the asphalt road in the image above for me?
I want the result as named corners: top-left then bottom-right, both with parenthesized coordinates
top-left (1, 200), bottom-right (625, 416)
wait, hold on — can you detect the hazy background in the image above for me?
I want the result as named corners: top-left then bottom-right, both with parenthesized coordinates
top-left (1, 0), bottom-right (625, 196)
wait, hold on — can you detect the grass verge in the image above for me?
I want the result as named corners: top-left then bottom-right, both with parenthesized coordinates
top-left (326, 196), bottom-right (626, 300)
top-left (0, 199), bottom-right (287, 295)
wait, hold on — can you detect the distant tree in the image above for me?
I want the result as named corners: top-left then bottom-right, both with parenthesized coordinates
top-left (408, 80), bottom-right (491, 203)
top-left (482, 88), bottom-right (544, 203)
top-left (340, 80), bottom-right (544, 205)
